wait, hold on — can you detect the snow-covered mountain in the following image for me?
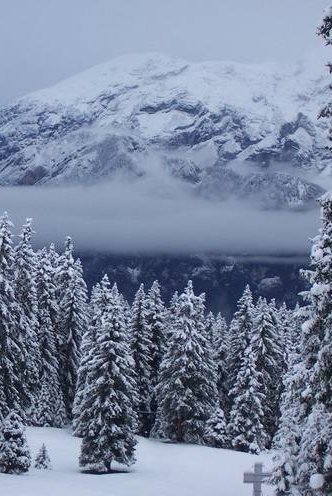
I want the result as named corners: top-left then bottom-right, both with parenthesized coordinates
top-left (0, 52), bottom-right (330, 208)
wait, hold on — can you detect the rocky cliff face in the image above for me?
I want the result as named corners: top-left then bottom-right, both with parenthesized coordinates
top-left (0, 52), bottom-right (329, 209)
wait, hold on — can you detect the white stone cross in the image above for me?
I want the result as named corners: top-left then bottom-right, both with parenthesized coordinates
top-left (243, 463), bottom-right (271, 496)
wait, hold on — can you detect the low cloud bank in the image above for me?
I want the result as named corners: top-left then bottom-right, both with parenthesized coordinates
top-left (0, 178), bottom-right (319, 256)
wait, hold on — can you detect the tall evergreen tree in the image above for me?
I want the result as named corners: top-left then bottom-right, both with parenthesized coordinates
top-left (78, 287), bottom-right (137, 473)
top-left (56, 237), bottom-right (79, 415)
top-left (35, 249), bottom-right (66, 427)
top-left (227, 345), bottom-right (268, 454)
top-left (163, 290), bottom-right (179, 346)
top-left (251, 298), bottom-right (283, 443)
top-left (276, 302), bottom-right (292, 365)
top-left (48, 242), bottom-right (60, 266)
top-left (0, 412), bottom-right (31, 474)
top-left (154, 281), bottom-right (218, 444)
top-left (145, 281), bottom-right (166, 416)
top-left (213, 313), bottom-right (230, 416)
top-left (228, 285), bottom-right (254, 403)
top-left (58, 258), bottom-right (88, 417)
top-left (270, 325), bottom-right (305, 496)
top-left (13, 219), bottom-right (40, 418)
top-left (294, 194), bottom-right (332, 494)
top-left (146, 280), bottom-right (166, 382)
top-left (72, 275), bottom-right (111, 437)
top-left (205, 311), bottom-right (216, 344)
top-left (129, 284), bottom-right (153, 437)
top-left (0, 213), bottom-right (27, 419)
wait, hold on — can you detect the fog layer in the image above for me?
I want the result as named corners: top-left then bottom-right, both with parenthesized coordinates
top-left (0, 179), bottom-right (318, 256)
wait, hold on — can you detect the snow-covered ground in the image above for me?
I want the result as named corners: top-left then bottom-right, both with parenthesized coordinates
top-left (0, 427), bottom-right (274, 496)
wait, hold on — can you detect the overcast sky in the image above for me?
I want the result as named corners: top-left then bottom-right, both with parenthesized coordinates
top-left (0, 0), bottom-right (329, 104)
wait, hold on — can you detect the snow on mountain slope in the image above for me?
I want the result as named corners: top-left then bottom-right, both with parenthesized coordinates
top-left (0, 427), bottom-right (274, 496)
top-left (0, 52), bottom-right (330, 208)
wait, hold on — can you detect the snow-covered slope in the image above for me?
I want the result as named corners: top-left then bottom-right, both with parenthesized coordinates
top-left (0, 427), bottom-right (274, 496)
top-left (0, 52), bottom-right (329, 208)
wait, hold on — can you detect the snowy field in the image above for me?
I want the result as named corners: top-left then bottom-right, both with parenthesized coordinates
top-left (0, 427), bottom-right (274, 496)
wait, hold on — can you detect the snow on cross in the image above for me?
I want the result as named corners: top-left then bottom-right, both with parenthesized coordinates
top-left (243, 463), bottom-right (271, 496)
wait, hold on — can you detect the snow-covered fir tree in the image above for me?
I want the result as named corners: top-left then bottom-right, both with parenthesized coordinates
top-left (297, 403), bottom-right (332, 496)
top-left (78, 286), bottom-right (137, 473)
top-left (129, 284), bottom-right (153, 437)
top-left (154, 281), bottom-right (218, 444)
top-left (204, 407), bottom-right (228, 449)
top-left (270, 324), bottom-right (305, 496)
top-left (58, 257), bottom-right (88, 417)
top-left (89, 282), bottom-right (101, 314)
top-left (56, 238), bottom-right (86, 417)
top-left (276, 302), bottom-right (292, 364)
top-left (145, 281), bottom-right (166, 410)
top-left (228, 285), bottom-right (254, 405)
top-left (251, 297), bottom-right (283, 443)
top-left (0, 213), bottom-right (27, 419)
top-left (267, 298), bottom-right (286, 372)
top-left (34, 443), bottom-right (52, 470)
top-left (227, 345), bottom-right (268, 454)
top-left (35, 248), bottom-right (67, 427)
top-left (0, 412), bottom-right (31, 474)
top-left (213, 313), bottom-right (230, 416)
top-left (162, 290), bottom-right (179, 345)
top-left (205, 311), bottom-right (216, 344)
top-left (72, 275), bottom-right (112, 437)
top-left (294, 193), bottom-right (332, 494)
top-left (13, 219), bottom-right (40, 419)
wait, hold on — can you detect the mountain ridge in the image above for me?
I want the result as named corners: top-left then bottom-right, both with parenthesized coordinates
top-left (0, 51), bottom-right (330, 209)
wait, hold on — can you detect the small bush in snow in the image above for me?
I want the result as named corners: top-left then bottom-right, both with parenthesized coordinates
top-left (34, 443), bottom-right (52, 470)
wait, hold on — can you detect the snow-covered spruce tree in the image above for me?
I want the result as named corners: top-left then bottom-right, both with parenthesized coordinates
top-left (276, 302), bottom-right (292, 364)
top-left (146, 280), bottom-right (166, 380)
top-left (34, 443), bottom-right (52, 470)
top-left (293, 193), bottom-right (332, 494)
top-left (89, 282), bottom-right (101, 314)
top-left (213, 313), bottom-right (230, 416)
top-left (270, 321), bottom-right (305, 496)
top-left (92, 275), bottom-right (113, 314)
top-left (272, 17), bottom-right (332, 495)
top-left (0, 412), bottom-right (31, 474)
top-left (72, 275), bottom-right (112, 437)
top-left (205, 311), bottom-right (216, 344)
top-left (48, 242), bottom-right (60, 272)
top-left (0, 213), bottom-right (27, 419)
top-left (227, 345), bottom-right (269, 454)
top-left (162, 290), bottom-right (179, 346)
top-left (145, 281), bottom-right (166, 413)
top-left (204, 407), bottom-right (228, 449)
top-left (129, 284), bottom-right (153, 437)
top-left (79, 287), bottom-right (137, 473)
top-left (297, 403), bottom-right (332, 496)
top-left (228, 285), bottom-right (254, 404)
top-left (58, 257), bottom-right (88, 417)
top-left (268, 298), bottom-right (287, 370)
top-left (13, 219), bottom-right (40, 420)
top-left (154, 281), bottom-right (218, 444)
top-left (56, 238), bottom-right (86, 417)
top-left (251, 297), bottom-right (283, 444)
top-left (35, 248), bottom-right (67, 427)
